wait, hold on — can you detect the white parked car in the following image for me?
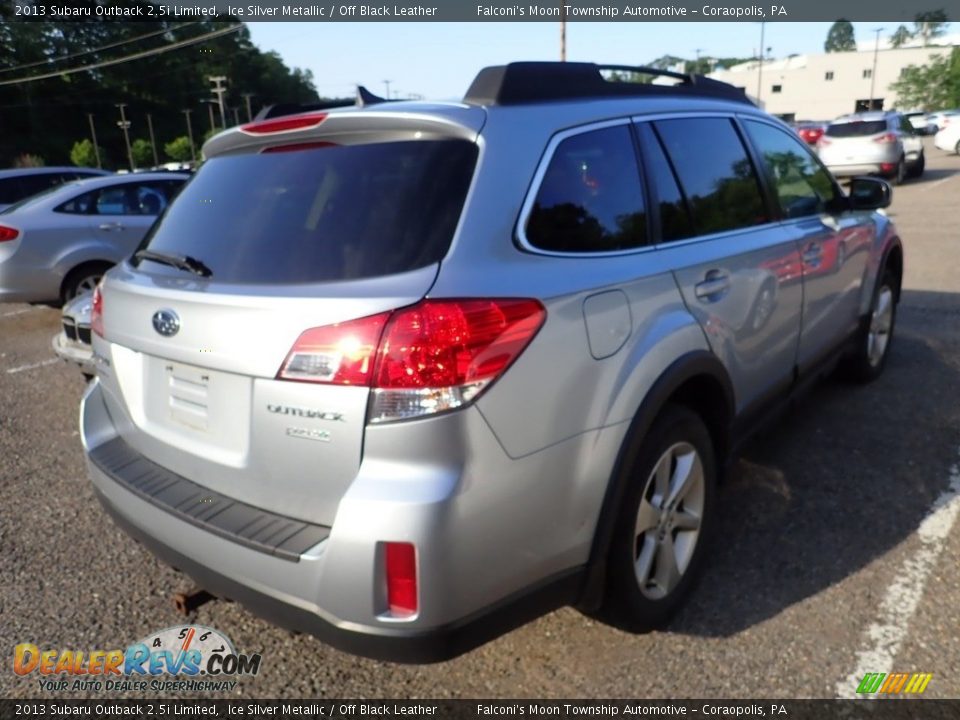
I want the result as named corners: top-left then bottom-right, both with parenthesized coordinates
top-left (926, 110), bottom-right (960, 132)
top-left (934, 122), bottom-right (960, 155)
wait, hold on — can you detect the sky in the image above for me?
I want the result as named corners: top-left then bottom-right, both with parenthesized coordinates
top-left (245, 21), bottom-right (949, 101)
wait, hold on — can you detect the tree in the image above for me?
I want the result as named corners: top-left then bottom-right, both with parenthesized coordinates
top-left (890, 25), bottom-right (914, 48)
top-left (70, 139), bottom-right (103, 168)
top-left (13, 153), bottom-right (44, 168)
top-left (131, 138), bottom-right (154, 168)
top-left (914, 11), bottom-right (948, 46)
top-left (164, 136), bottom-right (194, 162)
top-left (825, 20), bottom-right (857, 52)
top-left (890, 48), bottom-right (960, 111)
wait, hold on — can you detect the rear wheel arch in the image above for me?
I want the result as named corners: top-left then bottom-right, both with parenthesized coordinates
top-left (577, 351), bottom-right (734, 611)
top-left (882, 241), bottom-right (903, 302)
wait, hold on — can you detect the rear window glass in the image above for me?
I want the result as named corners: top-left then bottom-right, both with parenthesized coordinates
top-left (134, 140), bottom-right (478, 284)
top-left (825, 121), bottom-right (887, 137)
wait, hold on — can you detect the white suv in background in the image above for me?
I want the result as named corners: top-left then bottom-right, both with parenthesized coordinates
top-left (818, 112), bottom-right (924, 184)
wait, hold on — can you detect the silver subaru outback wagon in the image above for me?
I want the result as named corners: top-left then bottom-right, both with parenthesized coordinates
top-left (81, 62), bottom-right (902, 662)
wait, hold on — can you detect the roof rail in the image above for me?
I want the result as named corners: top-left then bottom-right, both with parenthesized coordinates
top-left (463, 62), bottom-right (753, 107)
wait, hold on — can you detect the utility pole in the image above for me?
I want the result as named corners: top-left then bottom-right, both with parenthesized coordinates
top-left (241, 93), bottom-right (254, 122)
top-left (560, 11), bottom-right (567, 61)
top-left (182, 109), bottom-right (196, 161)
top-left (116, 103), bottom-right (133, 171)
top-left (208, 75), bottom-right (228, 129)
top-left (86, 113), bottom-right (101, 169)
top-left (146, 113), bottom-right (159, 167)
top-left (383, 80), bottom-right (392, 99)
top-left (206, 101), bottom-right (216, 132)
top-left (756, 22), bottom-right (766, 105)
top-left (232, 107), bottom-right (240, 126)
top-left (870, 27), bottom-right (882, 110)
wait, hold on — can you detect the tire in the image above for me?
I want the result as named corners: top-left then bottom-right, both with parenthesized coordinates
top-left (61, 262), bottom-right (111, 304)
top-left (842, 268), bottom-right (898, 383)
top-left (955, 140), bottom-right (960, 156)
top-left (891, 157), bottom-right (906, 186)
top-left (603, 404), bottom-right (717, 631)
top-left (835, 241), bottom-right (847, 273)
top-left (748, 279), bottom-right (777, 332)
top-left (908, 152), bottom-right (925, 178)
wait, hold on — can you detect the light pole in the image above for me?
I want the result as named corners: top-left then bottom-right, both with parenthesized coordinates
top-left (116, 103), bottom-right (133, 171)
top-left (86, 113), bottom-right (101, 169)
top-left (756, 22), bottom-right (766, 105)
top-left (560, 11), bottom-right (567, 61)
top-left (383, 79), bottom-right (392, 99)
top-left (869, 27), bottom-right (883, 111)
top-left (146, 113), bottom-right (159, 167)
top-left (182, 109), bottom-right (196, 162)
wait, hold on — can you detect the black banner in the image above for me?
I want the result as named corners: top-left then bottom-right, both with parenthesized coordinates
top-left (8, 0), bottom-right (960, 22)
top-left (2, 700), bottom-right (960, 720)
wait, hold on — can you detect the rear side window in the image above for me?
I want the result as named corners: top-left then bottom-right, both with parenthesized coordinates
top-left (0, 177), bottom-right (23, 204)
top-left (653, 118), bottom-right (768, 236)
top-left (525, 125), bottom-right (648, 253)
top-left (135, 140), bottom-right (478, 284)
top-left (635, 123), bottom-right (693, 243)
top-left (825, 121), bottom-right (887, 137)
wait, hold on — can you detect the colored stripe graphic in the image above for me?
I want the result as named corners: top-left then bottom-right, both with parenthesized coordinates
top-left (857, 672), bottom-right (932, 694)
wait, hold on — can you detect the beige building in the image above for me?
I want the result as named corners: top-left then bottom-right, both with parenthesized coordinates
top-left (706, 40), bottom-right (957, 121)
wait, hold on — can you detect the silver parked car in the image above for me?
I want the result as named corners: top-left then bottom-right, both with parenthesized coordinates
top-left (0, 172), bottom-right (188, 303)
top-left (0, 166), bottom-right (110, 212)
top-left (817, 111), bottom-right (924, 184)
top-left (53, 291), bottom-right (95, 378)
top-left (81, 63), bottom-right (903, 662)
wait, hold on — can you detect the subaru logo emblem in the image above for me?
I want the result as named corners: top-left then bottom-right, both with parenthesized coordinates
top-left (152, 309), bottom-right (180, 337)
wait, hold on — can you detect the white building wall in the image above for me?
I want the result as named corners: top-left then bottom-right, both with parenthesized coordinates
top-left (708, 46), bottom-right (954, 120)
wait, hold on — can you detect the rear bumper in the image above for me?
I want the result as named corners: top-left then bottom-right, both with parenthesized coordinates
top-left (81, 379), bottom-right (593, 662)
top-left (823, 162), bottom-right (894, 178)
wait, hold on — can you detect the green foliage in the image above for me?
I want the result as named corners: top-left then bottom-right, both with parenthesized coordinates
top-left (890, 48), bottom-right (960, 111)
top-left (70, 139), bottom-right (103, 168)
top-left (164, 136), bottom-right (194, 162)
top-left (0, 21), bottom-right (326, 166)
top-left (825, 20), bottom-right (857, 53)
top-left (13, 153), bottom-right (45, 168)
top-left (890, 25), bottom-right (913, 48)
top-left (913, 11), bottom-right (948, 46)
top-left (131, 138), bottom-right (154, 168)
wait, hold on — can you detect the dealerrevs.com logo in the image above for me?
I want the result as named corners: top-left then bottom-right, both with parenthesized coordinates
top-left (14, 625), bottom-right (262, 693)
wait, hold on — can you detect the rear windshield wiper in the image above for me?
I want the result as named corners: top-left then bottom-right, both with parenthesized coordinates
top-left (134, 249), bottom-right (212, 278)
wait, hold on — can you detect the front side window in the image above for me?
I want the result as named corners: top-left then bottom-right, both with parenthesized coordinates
top-left (525, 124), bottom-right (648, 253)
top-left (57, 181), bottom-right (183, 216)
top-left (653, 117), bottom-right (768, 236)
top-left (743, 120), bottom-right (837, 219)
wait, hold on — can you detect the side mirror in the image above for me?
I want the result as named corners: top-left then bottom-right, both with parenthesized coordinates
top-left (848, 177), bottom-right (891, 210)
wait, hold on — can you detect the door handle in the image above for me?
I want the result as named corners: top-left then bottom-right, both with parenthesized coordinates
top-left (694, 270), bottom-right (731, 300)
top-left (98, 222), bottom-right (124, 231)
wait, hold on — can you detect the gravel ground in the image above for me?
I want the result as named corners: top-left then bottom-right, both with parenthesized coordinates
top-left (2, 141), bottom-right (959, 700)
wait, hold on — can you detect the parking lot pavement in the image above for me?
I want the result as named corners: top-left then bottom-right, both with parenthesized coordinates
top-left (2, 144), bottom-right (959, 700)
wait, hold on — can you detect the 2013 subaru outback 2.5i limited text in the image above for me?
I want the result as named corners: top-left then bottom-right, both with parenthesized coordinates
top-left (81, 62), bottom-right (903, 662)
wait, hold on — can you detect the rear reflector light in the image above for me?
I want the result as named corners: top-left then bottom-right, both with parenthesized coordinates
top-left (880, 162), bottom-right (895, 172)
top-left (91, 285), bottom-right (104, 338)
top-left (240, 112), bottom-right (328, 135)
top-left (0, 225), bottom-right (19, 242)
top-left (385, 542), bottom-right (417, 616)
top-left (277, 299), bottom-right (546, 422)
top-left (278, 313), bottom-right (389, 385)
top-left (873, 133), bottom-right (898, 144)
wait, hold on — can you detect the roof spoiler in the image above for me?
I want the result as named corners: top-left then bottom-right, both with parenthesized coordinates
top-left (252, 85), bottom-right (398, 121)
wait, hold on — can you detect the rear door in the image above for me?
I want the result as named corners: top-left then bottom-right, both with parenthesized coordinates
top-left (741, 119), bottom-right (871, 372)
top-left (636, 116), bottom-right (803, 414)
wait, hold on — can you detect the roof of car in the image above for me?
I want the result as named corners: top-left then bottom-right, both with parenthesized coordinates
top-left (830, 112), bottom-right (895, 124)
top-left (0, 166), bottom-right (110, 179)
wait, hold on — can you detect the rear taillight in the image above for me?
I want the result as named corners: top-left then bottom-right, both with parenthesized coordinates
top-left (240, 112), bottom-right (328, 135)
top-left (91, 285), bottom-right (104, 338)
top-left (873, 133), bottom-right (898, 144)
top-left (277, 299), bottom-right (546, 422)
top-left (278, 313), bottom-right (390, 385)
top-left (0, 225), bottom-right (19, 242)
top-left (385, 542), bottom-right (417, 617)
